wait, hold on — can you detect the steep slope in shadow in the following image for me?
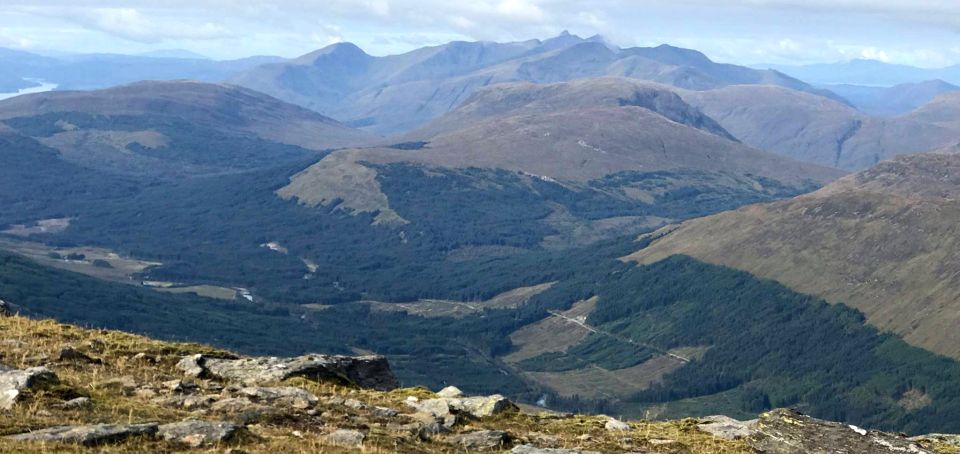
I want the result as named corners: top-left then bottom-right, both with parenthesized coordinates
top-left (625, 151), bottom-right (960, 359)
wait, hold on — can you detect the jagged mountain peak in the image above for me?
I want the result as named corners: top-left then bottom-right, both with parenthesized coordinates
top-left (295, 41), bottom-right (371, 65)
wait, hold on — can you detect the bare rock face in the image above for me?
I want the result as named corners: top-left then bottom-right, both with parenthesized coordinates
top-left (6, 423), bottom-right (159, 445)
top-left (177, 354), bottom-right (399, 390)
top-left (158, 420), bottom-right (246, 448)
top-left (697, 415), bottom-right (756, 440)
top-left (446, 430), bottom-right (509, 450)
top-left (0, 365), bottom-right (59, 409)
top-left (748, 409), bottom-right (935, 454)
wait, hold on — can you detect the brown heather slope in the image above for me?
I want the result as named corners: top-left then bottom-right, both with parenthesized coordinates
top-left (906, 91), bottom-right (960, 132)
top-left (0, 80), bottom-right (374, 150)
top-left (624, 151), bottom-right (960, 359)
top-left (406, 78), bottom-right (736, 141)
top-left (681, 85), bottom-right (960, 170)
top-left (279, 79), bottom-right (843, 223)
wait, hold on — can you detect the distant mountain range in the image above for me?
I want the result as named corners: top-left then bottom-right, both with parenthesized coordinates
top-left (231, 31), bottom-right (840, 135)
top-left (138, 49), bottom-right (211, 60)
top-left (0, 47), bottom-right (285, 92)
top-left (825, 80), bottom-right (960, 116)
top-left (765, 59), bottom-right (960, 87)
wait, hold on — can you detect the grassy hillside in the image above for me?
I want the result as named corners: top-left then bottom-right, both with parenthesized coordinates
top-left (627, 152), bottom-right (960, 360)
top-left (682, 85), bottom-right (960, 170)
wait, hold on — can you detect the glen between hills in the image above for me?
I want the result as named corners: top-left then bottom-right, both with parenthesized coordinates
top-left (0, 77), bottom-right (838, 305)
top-left (2, 57), bottom-right (960, 434)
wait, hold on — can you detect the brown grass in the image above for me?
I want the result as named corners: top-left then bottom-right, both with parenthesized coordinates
top-left (0, 315), bottom-right (753, 453)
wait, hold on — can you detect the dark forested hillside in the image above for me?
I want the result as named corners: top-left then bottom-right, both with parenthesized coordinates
top-left (5, 234), bottom-right (960, 434)
top-left (515, 255), bottom-right (960, 434)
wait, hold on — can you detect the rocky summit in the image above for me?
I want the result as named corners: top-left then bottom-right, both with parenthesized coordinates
top-left (0, 312), bottom-right (958, 453)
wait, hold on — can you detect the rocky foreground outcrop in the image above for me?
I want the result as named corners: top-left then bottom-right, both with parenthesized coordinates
top-left (176, 352), bottom-right (399, 390)
top-left (696, 409), bottom-right (944, 454)
top-left (0, 312), bottom-right (958, 453)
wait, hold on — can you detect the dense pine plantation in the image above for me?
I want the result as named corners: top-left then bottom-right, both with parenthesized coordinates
top-left (521, 256), bottom-right (960, 434)
top-left (6, 227), bottom-right (960, 434)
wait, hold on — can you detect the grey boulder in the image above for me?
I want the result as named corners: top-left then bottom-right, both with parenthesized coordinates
top-left (411, 394), bottom-right (517, 421)
top-left (177, 353), bottom-right (398, 390)
top-left (6, 423), bottom-right (158, 445)
top-left (604, 417), bottom-right (630, 431)
top-left (0, 366), bottom-right (59, 410)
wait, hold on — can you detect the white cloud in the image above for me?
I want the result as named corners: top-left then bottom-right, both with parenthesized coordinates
top-left (22, 7), bottom-right (233, 43)
top-left (311, 24), bottom-right (343, 47)
top-left (494, 0), bottom-right (546, 21)
top-left (0, 30), bottom-right (34, 49)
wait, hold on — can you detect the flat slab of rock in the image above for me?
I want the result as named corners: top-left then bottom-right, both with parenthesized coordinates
top-left (237, 386), bottom-right (318, 409)
top-left (210, 397), bottom-right (269, 414)
top-left (0, 366), bottom-right (59, 409)
top-left (177, 354), bottom-right (398, 390)
top-left (446, 430), bottom-right (509, 450)
top-left (748, 409), bottom-right (935, 454)
top-left (604, 417), bottom-right (630, 431)
top-left (511, 446), bottom-right (600, 454)
top-left (7, 423), bottom-right (158, 445)
top-left (697, 415), bottom-right (756, 440)
top-left (324, 429), bottom-right (365, 447)
top-left (158, 420), bottom-right (244, 448)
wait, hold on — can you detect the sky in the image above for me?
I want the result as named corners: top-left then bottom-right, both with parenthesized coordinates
top-left (2, 1), bottom-right (960, 67)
